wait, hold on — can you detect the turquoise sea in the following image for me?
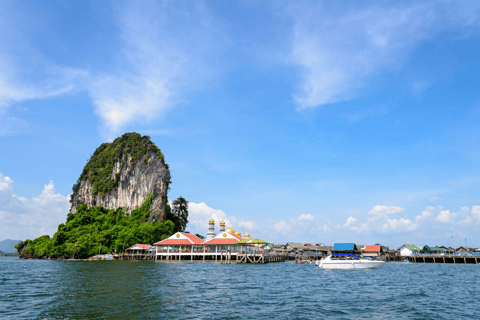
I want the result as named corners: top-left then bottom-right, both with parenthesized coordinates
top-left (1, 256), bottom-right (478, 319)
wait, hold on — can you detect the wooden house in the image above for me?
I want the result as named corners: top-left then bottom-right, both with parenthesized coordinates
top-left (398, 244), bottom-right (422, 256)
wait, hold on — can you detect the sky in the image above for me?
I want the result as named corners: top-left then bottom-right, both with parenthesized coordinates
top-left (1, 0), bottom-right (480, 249)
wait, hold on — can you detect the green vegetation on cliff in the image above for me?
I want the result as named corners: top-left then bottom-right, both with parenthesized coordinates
top-left (16, 194), bottom-right (188, 259)
top-left (72, 132), bottom-right (167, 199)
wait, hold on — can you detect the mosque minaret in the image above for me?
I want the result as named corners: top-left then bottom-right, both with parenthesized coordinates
top-left (206, 218), bottom-right (216, 240)
top-left (219, 220), bottom-right (226, 233)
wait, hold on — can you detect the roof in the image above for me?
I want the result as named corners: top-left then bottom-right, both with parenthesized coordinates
top-left (236, 238), bottom-right (268, 244)
top-left (400, 244), bottom-right (422, 251)
top-left (311, 245), bottom-right (333, 251)
top-left (127, 244), bottom-right (152, 250)
top-left (364, 245), bottom-right (381, 252)
top-left (202, 231), bottom-right (243, 246)
top-left (332, 243), bottom-right (357, 251)
top-left (422, 246), bottom-right (453, 252)
top-left (286, 243), bottom-right (306, 249)
top-left (154, 232), bottom-right (204, 246)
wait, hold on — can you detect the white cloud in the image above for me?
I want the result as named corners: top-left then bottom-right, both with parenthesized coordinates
top-left (344, 216), bottom-right (357, 227)
top-left (344, 205), bottom-right (415, 234)
top-left (322, 224), bottom-right (332, 233)
top-left (471, 206), bottom-right (480, 224)
top-left (186, 201), bottom-right (258, 237)
top-left (89, 1), bottom-right (223, 139)
top-left (0, 172), bottom-right (71, 240)
top-left (459, 216), bottom-right (472, 226)
top-left (0, 173), bottom-right (13, 191)
top-left (289, 1), bottom-right (480, 109)
top-left (273, 220), bottom-right (291, 233)
top-left (298, 213), bottom-right (314, 221)
top-left (0, 5), bottom-right (88, 136)
top-left (369, 205), bottom-right (405, 216)
top-left (436, 209), bottom-right (457, 223)
top-left (415, 206), bottom-right (435, 222)
top-left (383, 217), bottom-right (417, 232)
top-left (0, 2), bottom-right (223, 138)
top-left (429, 196), bottom-right (441, 201)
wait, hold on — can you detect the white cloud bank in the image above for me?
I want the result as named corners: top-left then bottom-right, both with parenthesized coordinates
top-left (343, 204), bottom-right (480, 236)
top-left (186, 201), bottom-right (258, 237)
top-left (289, 1), bottom-right (480, 109)
top-left (0, 172), bottom-right (71, 240)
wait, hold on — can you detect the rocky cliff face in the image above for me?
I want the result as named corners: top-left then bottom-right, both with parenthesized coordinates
top-left (70, 133), bottom-right (170, 221)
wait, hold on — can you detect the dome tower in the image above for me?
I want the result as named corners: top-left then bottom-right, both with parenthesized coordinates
top-left (206, 218), bottom-right (216, 240)
top-left (219, 220), bottom-right (226, 233)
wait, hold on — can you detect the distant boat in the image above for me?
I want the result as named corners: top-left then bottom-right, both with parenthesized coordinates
top-left (315, 254), bottom-right (385, 269)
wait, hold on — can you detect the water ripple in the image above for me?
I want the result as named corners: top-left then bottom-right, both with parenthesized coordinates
top-left (1, 257), bottom-right (479, 319)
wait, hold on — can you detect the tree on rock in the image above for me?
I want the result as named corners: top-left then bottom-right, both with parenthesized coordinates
top-left (168, 196), bottom-right (189, 233)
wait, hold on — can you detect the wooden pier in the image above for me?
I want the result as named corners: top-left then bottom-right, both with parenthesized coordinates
top-left (236, 253), bottom-right (286, 264)
top-left (155, 251), bottom-right (286, 264)
top-left (404, 255), bottom-right (480, 264)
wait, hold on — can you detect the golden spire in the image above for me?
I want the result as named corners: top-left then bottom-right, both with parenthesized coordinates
top-left (244, 232), bottom-right (250, 238)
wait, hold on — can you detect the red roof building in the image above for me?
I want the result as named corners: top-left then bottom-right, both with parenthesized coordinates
top-left (363, 245), bottom-right (383, 256)
top-left (154, 232), bottom-right (204, 246)
top-left (127, 244), bottom-right (152, 250)
top-left (364, 245), bottom-right (381, 252)
top-left (201, 231), bottom-right (243, 246)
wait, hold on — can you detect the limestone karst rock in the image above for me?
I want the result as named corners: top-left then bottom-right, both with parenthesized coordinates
top-left (69, 133), bottom-right (170, 221)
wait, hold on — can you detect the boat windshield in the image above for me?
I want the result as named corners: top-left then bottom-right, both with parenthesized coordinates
top-left (330, 254), bottom-right (360, 260)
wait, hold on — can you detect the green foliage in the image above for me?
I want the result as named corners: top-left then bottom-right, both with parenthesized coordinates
top-left (19, 194), bottom-right (175, 259)
top-left (195, 234), bottom-right (205, 240)
top-left (73, 132), bottom-right (167, 199)
top-left (165, 196), bottom-right (189, 233)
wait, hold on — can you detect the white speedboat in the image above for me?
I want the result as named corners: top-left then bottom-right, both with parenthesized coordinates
top-left (315, 254), bottom-right (385, 269)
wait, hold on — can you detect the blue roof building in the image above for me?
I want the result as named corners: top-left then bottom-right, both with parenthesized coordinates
top-left (332, 243), bottom-right (358, 251)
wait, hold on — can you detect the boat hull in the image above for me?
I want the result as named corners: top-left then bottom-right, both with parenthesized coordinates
top-left (315, 256), bottom-right (385, 269)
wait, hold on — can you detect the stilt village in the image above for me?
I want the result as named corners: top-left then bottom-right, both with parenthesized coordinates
top-left (90, 219), bottom-right (480, 265)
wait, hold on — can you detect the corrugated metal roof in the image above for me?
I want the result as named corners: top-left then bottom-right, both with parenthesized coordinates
top-left (333, 243), bottom-right (356, 251)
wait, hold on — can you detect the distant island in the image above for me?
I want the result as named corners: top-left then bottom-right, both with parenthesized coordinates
top-left (16, 133), bottom-right (188, 259)
top-left (0, 239), bottom-right (22, 253)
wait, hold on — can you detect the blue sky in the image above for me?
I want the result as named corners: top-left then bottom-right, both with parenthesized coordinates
top-left (1, 0), bottom-right (480, 248)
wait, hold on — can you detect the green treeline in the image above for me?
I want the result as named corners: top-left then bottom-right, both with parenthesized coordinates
top-left (16, 194), bottom-right (180, 259)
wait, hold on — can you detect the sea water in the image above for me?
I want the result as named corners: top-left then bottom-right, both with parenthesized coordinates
top-left (0, 256), bottom-right (478, 319)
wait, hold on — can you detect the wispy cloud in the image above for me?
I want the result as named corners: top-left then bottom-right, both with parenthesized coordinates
top-left (0, 3), bottom-right (88, 135)
top-left (288, 1), bottom-right (480, 109)
top-left (89, 1), bottom-right (224, 139)
top-left (0, 1), bottom-right (224, 138)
